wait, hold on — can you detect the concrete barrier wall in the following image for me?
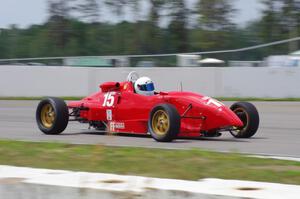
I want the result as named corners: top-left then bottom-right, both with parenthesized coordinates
top-left (0, 65), bottom-right (300, 98)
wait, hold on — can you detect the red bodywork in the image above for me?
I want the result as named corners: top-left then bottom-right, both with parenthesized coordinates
top-left (68, 81), bottom-right (243, 137)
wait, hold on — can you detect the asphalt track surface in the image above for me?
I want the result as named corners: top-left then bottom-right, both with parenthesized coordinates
top-left (0, 100), bottom-right (300, 157)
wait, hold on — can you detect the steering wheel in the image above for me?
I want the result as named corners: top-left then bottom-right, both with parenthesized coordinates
top-left (126, 71), bottom-right (139, 82)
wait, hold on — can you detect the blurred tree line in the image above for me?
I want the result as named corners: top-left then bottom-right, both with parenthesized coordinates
top-left (0, 0), bottom-right (300, 60)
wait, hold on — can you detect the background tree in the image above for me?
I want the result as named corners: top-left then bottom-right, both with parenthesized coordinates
top-left (258, 0), bottom-right (282, 43)
top-left (167, 0), bottom-right (189, 52)
top-left (76, 0), bottom-right (100, 23)
top-left (194, 0), bottom-right (236, 52)
top-left (0, 29), bottom-right (10, 58)
top-left (278, 0), bottom-right (300, 51)
top-left (1, 0), bottom-right (300, 61)
top-left (197, 0), bottom-right (235, 31)
top-left (142, 0), bottom-right (166, 53)
top-left (47, 0), bottom-right (76, 54)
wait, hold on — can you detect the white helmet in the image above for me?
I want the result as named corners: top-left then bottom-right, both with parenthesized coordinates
top-left (134, 77), bottom-right (155, 96)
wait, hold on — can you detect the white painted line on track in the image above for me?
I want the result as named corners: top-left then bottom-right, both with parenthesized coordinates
top-left (0, 165), bottom-right (299, 199)
top-left (249, 155), bottom-right (300, 162)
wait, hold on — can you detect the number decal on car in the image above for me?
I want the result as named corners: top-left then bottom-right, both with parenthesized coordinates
top-left (202, 96), bottom-right (223, 108)
top-left (103, 92), bottom-right (115, 107)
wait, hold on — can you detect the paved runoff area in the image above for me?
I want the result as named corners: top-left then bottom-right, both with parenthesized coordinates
top-left (0, 165), bottom-right (299, 199)
top-left (0, 100), bottom-right (300, 158)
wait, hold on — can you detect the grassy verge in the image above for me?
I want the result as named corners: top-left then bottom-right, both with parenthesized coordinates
top-left (1, 96), bottom-right (300, 101)
top-left (0, 140), bottom-right (299, 184)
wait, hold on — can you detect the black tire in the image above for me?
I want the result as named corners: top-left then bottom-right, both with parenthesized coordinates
top-left (148, 104), bottom-right (181, 142)
top-left (36, 97), bottom-right (69, 135)
top-left (230, 102), bottom-right (259, 138)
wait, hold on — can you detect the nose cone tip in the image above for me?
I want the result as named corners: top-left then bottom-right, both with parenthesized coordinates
top-left (233, 117), bottom-right (244, 127)
top-left (221, 108), bottom-right (244, 128)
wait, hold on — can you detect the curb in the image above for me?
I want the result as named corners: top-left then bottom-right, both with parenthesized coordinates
top-left (0, 165), bottom-right (299, 199)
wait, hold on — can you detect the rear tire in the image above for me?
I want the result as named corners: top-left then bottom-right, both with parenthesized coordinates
top-left (148, 104), bottom-right (180, 142)
top-left (230, 102), bottom-right (259, 138)
top-left (36, 97), bottom-right (69, 134)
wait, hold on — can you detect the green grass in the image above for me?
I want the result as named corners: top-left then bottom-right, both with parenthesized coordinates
top-left (0, 140), bottom-right (300, 184)
top-left (1, 96), bottom-right (300, 101)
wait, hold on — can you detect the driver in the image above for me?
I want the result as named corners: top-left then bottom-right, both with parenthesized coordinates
top-left (134, 77), bottom-right (155, 96)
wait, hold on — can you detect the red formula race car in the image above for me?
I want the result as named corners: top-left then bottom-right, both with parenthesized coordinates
top-left (36, 72), bottom-right (259, 142)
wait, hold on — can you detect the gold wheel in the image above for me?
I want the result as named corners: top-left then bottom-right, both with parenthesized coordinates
top-left (151, 110), bottom-right (170, 136)
top-left (40, 103), bottom-right (56, 128)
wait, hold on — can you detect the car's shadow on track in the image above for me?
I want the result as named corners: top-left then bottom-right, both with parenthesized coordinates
top-left (61, 131), bottom-right (151, 137)
top-left (246, 137), bottom-right (268, 140)
top-left (61, 131), bottom-right (107, 136)
top-left (182, 137), bottom-right (249, 142)
top-left (61, 130), bottom-right (250, 143)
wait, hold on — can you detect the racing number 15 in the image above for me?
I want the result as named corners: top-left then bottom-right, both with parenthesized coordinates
top-left (102, 92), bottom-right (115, 107)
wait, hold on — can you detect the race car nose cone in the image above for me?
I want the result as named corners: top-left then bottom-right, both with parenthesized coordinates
top-left (227, 112), bottom-right (244, 127)
top-left (219, 107), bottom-right (244, 128)
top-left (231, 116), bottom-right (244, 127)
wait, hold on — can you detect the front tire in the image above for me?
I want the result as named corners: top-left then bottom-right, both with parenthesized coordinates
top-left (148, 104), bottom-right (181, 142)
top-left (36, 97), bottom-right (69, 134)
top-left (230, 102), bottom-right (259, 138)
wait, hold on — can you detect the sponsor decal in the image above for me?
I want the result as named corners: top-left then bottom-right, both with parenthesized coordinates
top-left (109, 122), bottom-right (125, 131)
top-left (106, 109), bottom-right (112, 121)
